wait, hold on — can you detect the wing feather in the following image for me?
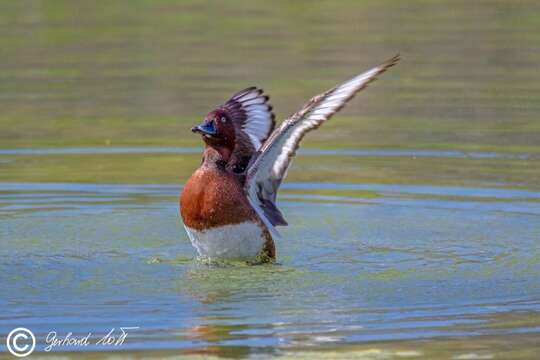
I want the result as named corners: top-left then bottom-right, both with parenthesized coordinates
top-left (244, 55), bottom-right (400, 234)
top-left (222, 87), bottom-right (275, 150)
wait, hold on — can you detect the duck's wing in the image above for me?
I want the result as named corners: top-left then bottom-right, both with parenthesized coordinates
top-left (222, 87), bottom-right (276, 150)
top-left (244, 55), bottom-right (400, 234)
top-left (220, 87), bottom-right (276, 177)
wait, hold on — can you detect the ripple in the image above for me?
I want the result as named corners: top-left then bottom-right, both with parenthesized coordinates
top-left (0, 146), bottom-right (532, 160)
top-left (1, 180), bottom-right (540, 353)
top-left (1, 182), bottom-right (539, 200)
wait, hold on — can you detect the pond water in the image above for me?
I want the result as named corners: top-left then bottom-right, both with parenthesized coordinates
top-left (1, 1), bottom-right (540, 358)
top-left (1, 148), bottom-right (540, 359)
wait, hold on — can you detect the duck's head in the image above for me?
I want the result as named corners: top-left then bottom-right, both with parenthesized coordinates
top-left (192, 109), bottom-right (236, 149)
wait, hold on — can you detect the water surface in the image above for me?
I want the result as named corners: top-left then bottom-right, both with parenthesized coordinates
top-left (1, 172), bottom-right (540, 358)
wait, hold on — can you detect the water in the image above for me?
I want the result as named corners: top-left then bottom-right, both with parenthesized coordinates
top-left (0, 146), bottom-right (533, 160)
top-left (1, 161), bottom-right (540, 358)
top-left (1, 1), bottom-right (540, 358)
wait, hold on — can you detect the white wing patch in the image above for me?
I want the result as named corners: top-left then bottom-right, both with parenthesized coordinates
top-left (244, 55), bottom-right (400, 235)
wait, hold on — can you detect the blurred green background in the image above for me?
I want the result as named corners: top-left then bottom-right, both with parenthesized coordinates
top-left (1, 0), bottom-right (539, 185)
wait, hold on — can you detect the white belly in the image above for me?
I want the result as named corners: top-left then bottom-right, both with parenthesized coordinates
top-left (184, 221), bottom-right (266, 260)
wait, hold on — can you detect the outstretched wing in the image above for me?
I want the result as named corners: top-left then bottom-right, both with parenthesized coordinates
top-left (244, 55), bottom-right (400, 234)
top-left (222, 87), bottom-right (276, 150)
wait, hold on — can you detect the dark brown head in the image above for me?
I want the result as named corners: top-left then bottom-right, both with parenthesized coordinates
top-left (192, 109), bottom-right (236, 150)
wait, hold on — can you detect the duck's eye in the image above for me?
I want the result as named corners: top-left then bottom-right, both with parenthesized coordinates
top-left (220, 116), bottom-right (227, 123)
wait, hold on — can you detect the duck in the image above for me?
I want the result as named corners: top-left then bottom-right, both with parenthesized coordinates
top-left (180, 55), bottom-right (399, 262)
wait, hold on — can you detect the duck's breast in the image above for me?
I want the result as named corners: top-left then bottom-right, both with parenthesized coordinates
top-left (180, 167), bottom-right (272, 259)
top-left (180, 167), bottom-right (256, 230)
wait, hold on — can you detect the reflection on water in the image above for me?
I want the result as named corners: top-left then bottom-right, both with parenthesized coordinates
top-left (1, 180), bottom-right (540, 357)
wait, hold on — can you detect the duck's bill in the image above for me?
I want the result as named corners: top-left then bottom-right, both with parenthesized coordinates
top-left (191, 122), bottom-right (217, 136)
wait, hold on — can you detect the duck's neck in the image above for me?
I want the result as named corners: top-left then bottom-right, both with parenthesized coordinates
top-left (202, 145), bottom-right (232, 169)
